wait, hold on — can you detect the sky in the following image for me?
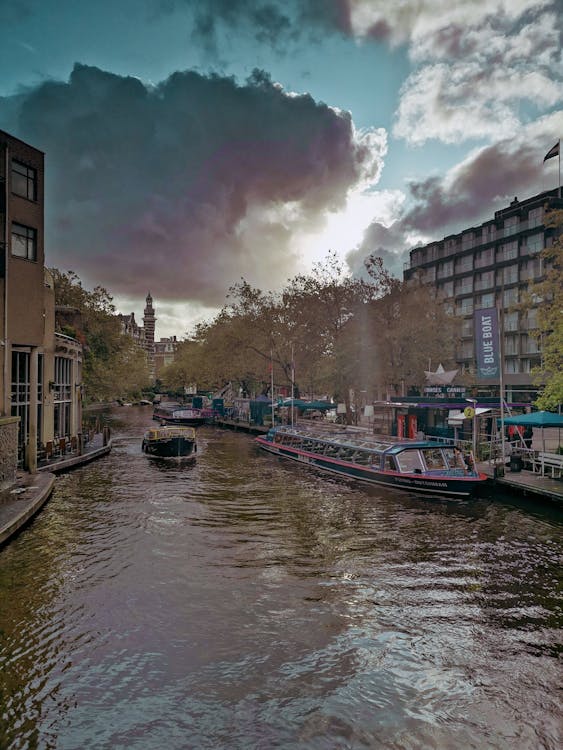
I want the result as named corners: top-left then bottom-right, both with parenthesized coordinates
top-left (1, 0), bottom-right (562, 338)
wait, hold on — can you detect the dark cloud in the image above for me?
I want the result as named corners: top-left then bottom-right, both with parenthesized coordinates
top-left (160, 0), bottom-right (351, 52)
top-left (1, 63), bottom-right (375, 306)
top-left (404, 143), bottom-right (543, 233)
top-left (347, 221), bottom-right (409, 280)
top-left (350, 139), bottom-right (549, 277)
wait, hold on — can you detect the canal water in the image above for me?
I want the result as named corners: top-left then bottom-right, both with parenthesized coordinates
top-left (0, 407), bottom-right (561, 750)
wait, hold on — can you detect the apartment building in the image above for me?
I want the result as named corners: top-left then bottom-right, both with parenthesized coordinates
top-left (0, 130), bottom-right (82, 483)
top-left (403, 189), bottom-right (563, 402)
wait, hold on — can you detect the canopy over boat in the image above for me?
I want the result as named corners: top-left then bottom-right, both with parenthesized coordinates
top-left (502, 411), bottom-right (563, 427)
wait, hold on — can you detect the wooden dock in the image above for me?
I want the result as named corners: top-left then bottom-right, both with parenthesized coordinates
top-left (477, 462), bottom-right (563, 504)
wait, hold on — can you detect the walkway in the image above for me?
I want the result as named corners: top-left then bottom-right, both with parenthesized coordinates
top-left (477, 461), bottom-right (563, 504)
top-left (0, 434), bottom-right (112, 547)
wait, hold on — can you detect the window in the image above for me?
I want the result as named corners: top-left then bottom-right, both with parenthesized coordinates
top-left (12, 160), bottom-right (37, 200)
top-left (53, 356), bottom-right (72, 438)
top-left (438, 280), bottom-right (454, 298)
top-left (11, 350), bottom-right (30, 464)
top-left (437, 260), bottom-right (453, 278)
top-left (504, 311), bottom-right (519, 332)
top-left (461, 232), bottom-right (474, 250)
top-left (455, 275), bottom-right (473, 295)
top-left (498, 240), bottom-right (518, 262)
top-left (475, 247), bottom-right (494, 268)
top-left (523, 309), bottom-right (538, 330)
top-left (525, 233), bottom-right (544, 254)
top-left (482, 224), bottom-right (496, 243)
top-left (422, 449), bottom-right (447, 470)
top-left (528, 206), bottom-right (543, 229)
top-left (521, 258), bottom-right (542, 280)
top-left (475, 270), bottom-right (494, 290)
top-left (503, 216), bottom-right (519, 237)
top-left (11, 223), bottom-right (37, 260)
top-left (461, 318), bottom-right (473, 337)
top-left (521, 335), bottom-right (539, 354)
top-left (396, 450), bottom-right (424, 473)
top-left (504, 335), bottom-right (518, 355)
top-left (410, 249), bottom-right (424, 267)
top-left (456, 298), bottom-right (473, 315)
top-left (503, 288), bottom-right (518, 307)
top-left (502, 264), bottom-right (519, 285)
top-left (457, 341), bottom-right (474, 359)
top-left (455, 255), bottom-right (473, 273)
top-left (505, 358), bottom-right (519, 373)
top-left (475, 292), bottom-right (495, 309)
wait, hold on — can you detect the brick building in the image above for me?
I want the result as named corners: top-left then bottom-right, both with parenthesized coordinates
top-left (0, 130), bottom-right (82, 483)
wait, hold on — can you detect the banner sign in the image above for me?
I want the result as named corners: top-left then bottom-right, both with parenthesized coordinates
top-left (423, 385), bottom-right (466, 398)
top-left (474, 307), bottom-right (500, 379)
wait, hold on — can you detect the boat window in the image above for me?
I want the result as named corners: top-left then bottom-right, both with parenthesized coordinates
top-left (352, 451), bottom-right (370, 465)
top-left (422, 448), bottom-right (447, 470)
top-left (384, 456), bottom-right (397, 471)
top-left (396, 450), bottom-right (425, 473)
top-left (444, 447), bottom-right (466, 470)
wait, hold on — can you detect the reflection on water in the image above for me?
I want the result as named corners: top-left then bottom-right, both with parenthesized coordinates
top-left (0, 406), bottom-right (561, 749)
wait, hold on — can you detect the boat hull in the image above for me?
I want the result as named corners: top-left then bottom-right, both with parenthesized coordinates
top-left (256, 436), bottom-right (485, 498)
top-left (142, 426), bottom-right (197, 458)
top-left (153, 407), bottom-right (207, 426)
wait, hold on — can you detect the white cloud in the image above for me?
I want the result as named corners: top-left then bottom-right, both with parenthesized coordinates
top-left (367, 0), bottom-right (563, 146)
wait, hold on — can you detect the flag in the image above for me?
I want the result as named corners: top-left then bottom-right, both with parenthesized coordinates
top-left (543, 141), bottom-right (560, 162)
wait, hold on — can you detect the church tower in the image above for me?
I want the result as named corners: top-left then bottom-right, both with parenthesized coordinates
top-left (143, 292), bottom-right (156, 380)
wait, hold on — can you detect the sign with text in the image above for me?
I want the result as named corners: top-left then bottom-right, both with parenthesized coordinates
top-left (474, 307), bottom-right (500, 379)
top-left (423, 385), bottom-right (466, 398)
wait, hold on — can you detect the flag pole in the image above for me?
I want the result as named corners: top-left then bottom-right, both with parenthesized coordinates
top-left (498, 300), bottom-right (506, 469)
top-left (290, 343), bottom-right (295, 428)
top-left (270, 350), bottom-right (275, 427)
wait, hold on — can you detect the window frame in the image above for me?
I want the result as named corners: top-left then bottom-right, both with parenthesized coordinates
top-left (11, 222), bottom-right (37, 261)
top-left (11, 159), bottom-right (37, 201)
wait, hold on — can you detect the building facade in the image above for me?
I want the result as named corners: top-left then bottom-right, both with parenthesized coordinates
top-left (154, 335), bottom-right (178, 377)
top-left (117, 292), bottom-right (157, 381)
top-left (403, 189), bottom-right (563, 403)
top-left (0, 130), bottom-right (82, 483)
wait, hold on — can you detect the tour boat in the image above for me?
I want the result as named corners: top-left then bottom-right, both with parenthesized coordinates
top-left (255, 425), bottom-right (487, 498)
top-left (152, 404), bottom-right (208, 426)
top-left (142, 426), bottom-right (197, 458)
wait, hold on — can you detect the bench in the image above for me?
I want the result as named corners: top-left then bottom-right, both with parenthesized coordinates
top-left (532, 452), bottom-right (563, 479)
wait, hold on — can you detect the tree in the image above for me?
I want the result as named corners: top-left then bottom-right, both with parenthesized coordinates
top-left (526, 209), bottom-right (563, 410)
top-left (364, 256), bottom-right (458, 397)
top-left (50, 269), bottom-right (151, 402)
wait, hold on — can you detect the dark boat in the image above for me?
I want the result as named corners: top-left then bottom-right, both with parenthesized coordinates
top-left (142, 426), bottom-right (197, 458)
top-left (256, 425), bottom-right (487, 498)
top-left (152, 404), bottom-right (208, 426)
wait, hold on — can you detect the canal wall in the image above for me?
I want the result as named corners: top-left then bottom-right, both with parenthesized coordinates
top-left (0, 416), bottom-right (19, 491)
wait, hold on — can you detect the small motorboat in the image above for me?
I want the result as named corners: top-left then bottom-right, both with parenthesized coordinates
top-left (142, 426), bottom-right (197, 458)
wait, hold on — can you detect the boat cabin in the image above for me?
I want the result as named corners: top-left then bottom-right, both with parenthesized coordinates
top-left (268, 427), bottom-right (470, 476)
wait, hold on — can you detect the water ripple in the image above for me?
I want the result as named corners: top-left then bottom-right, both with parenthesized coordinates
top-left (0, 408), bottom-right (561, 750)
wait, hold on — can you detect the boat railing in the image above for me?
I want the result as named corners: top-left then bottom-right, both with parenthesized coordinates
top-left (146, 427), bottom-right (196, 440)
